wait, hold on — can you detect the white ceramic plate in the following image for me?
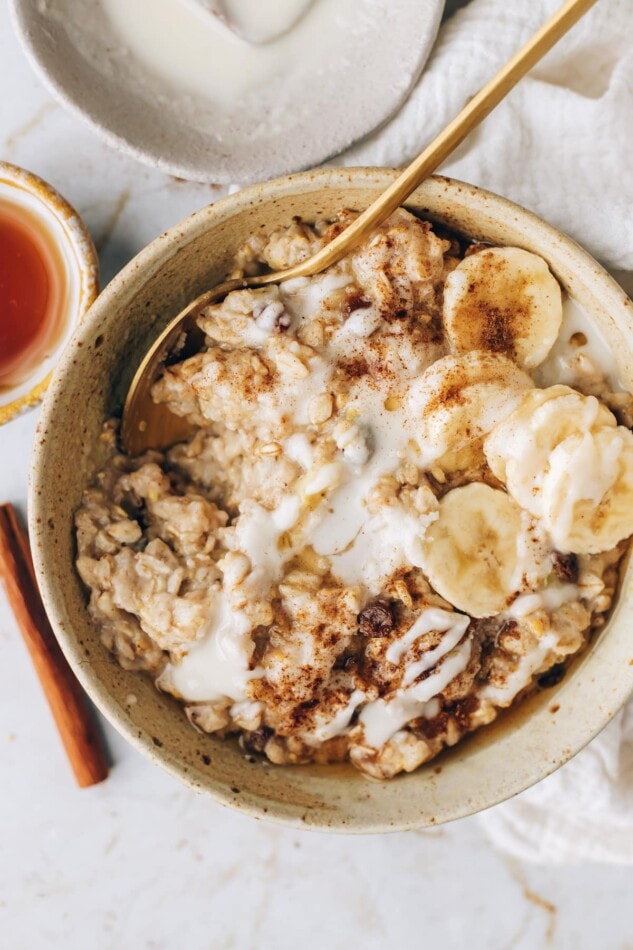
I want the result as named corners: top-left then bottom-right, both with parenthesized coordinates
top-left (10, 0), bottom-right (445, 183)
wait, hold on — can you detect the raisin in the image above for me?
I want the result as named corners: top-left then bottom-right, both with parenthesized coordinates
top-left (552, 552), bottom-right (579, 584)
top-left (343, 292), bottom-right (372, 315)
top-left (334, 653), bottom-right (357, 672)
top-left (538, 663), bottom-right (566, 689)
top-left (242, 725), bottom-right (273, 754)
top-left (358, 599), bottom-right (396, 637)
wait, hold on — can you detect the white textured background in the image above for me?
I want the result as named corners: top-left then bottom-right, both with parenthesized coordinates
top-left (2, 2), bottom-right (633, 947)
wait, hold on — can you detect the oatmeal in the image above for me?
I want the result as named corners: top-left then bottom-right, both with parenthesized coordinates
top-left (75, 209), bottom-right (633, 778)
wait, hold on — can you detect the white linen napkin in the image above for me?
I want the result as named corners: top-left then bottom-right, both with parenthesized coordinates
top-left (479, 707), bottom-right (633, 865)
top-left (338, 0), bottom-right (633, 273)
top-left (338, 0), bottom-right (633, 863)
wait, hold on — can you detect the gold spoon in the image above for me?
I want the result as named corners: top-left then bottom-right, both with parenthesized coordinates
top-left (122, 0), bottom-right (598, 456)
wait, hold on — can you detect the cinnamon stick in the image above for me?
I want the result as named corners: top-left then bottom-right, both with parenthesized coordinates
top-left (0, 503), bottom-right (109, 787)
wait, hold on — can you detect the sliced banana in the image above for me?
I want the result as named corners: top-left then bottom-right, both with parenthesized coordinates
top-left (484, 386), bottom-right (625, 528)
top-left (408, 351), bottom-right (533, 467)
top-left (443, 246), bottom-right (563, 369)
top-left (484, 384), bottom-right (633, 554)
top-left (484, 385), bottom-right (616, 509)
top-left (540, 426), bottom-right (633, 554)
top-left (421, 483), bottom-right (548, 618)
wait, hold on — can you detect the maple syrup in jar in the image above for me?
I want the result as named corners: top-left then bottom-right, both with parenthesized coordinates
top-left (0, 198), bottom-right (69, 390)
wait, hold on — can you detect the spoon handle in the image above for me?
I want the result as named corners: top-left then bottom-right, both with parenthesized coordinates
top-left (261, 0), bottom-right (597, 283)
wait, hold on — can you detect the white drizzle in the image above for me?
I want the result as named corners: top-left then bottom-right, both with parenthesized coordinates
top-left (302, 689), bottom-right (366, 745)
top-left (481, 632), bottom-right (559, 707)
top-left (360, 639), bottom-right (473, 748)
top-left (230, 496), bottom-right (301, 596)
top-left (304, 331), bottom-right (433, 587)
top-left (506, 583), bottom-right (579, 619)
top-left (159, 593), bottom-right (259, 702)
top-left (543, 430), bottom-right (622, 548)
top-left (386, 606), bottom-right (469, 665)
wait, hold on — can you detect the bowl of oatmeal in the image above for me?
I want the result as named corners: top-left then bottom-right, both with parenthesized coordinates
top-left (30, 170), bottom-right (633, 830)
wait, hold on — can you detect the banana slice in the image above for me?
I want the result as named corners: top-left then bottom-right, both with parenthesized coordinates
top-left (484, 384), bottom-right (633, 553)
top-left (484, 385), bottom-right (617, 517)
top-left (408, 351), bottom-right (533, 467)
top-left (421, 483), bottom-right (548, 618)
top-left (485, 385), bottom-right (616, 508)
top-left (541, 427), bottom-right (633, 553)
top-left (443, 247), bottom-right (563, 369)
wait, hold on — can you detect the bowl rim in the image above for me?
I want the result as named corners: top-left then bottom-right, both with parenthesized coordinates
top-left (29, 168), bottom-right (633, 832)
top-left (0, 160), bottom-right (99, 424)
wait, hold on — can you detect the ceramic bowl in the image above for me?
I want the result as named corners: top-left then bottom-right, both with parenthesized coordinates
top-left (10, 0), bottom-right (444, 184)
top-left (0, 162), bottom-right (98, 426)
top-left (29, 170), bottom-right (633, 831)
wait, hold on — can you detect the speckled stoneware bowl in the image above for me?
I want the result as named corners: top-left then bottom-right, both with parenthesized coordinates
top-left (29, 171), bottom-right (633, 832)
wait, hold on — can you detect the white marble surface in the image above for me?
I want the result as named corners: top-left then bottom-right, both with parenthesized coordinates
top-left (3, 4), bottom-right (633, 949)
